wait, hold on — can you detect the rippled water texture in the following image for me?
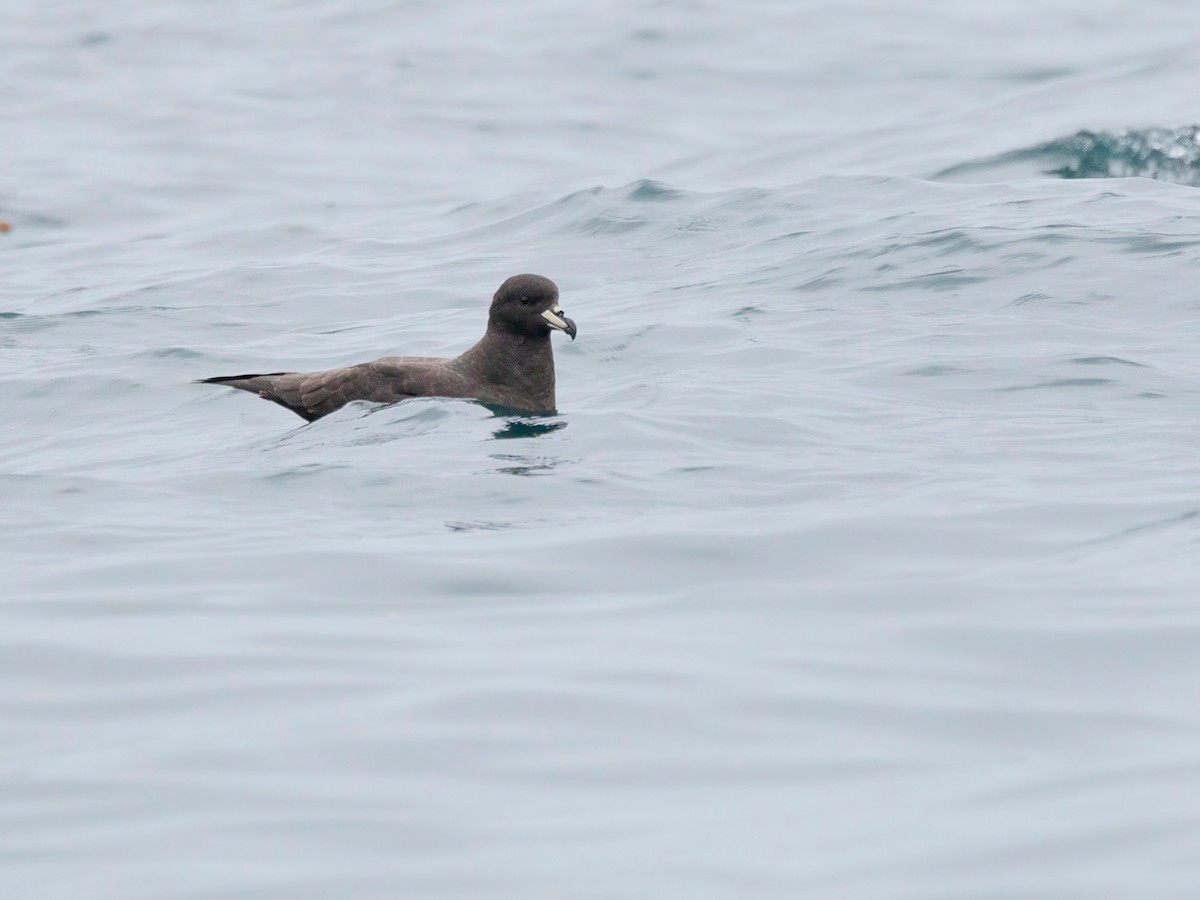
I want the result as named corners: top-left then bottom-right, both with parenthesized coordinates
top-left (5, 2), bottom-right (1200, 898)
top-left (940, 126), bottom-right (1200, 185)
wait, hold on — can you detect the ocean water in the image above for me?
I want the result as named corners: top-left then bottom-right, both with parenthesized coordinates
top-left (4, 1), bottom-right (1200, 897)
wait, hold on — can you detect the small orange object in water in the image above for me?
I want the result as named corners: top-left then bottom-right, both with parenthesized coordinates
top-left (0, 221), bottom-right (11, 232)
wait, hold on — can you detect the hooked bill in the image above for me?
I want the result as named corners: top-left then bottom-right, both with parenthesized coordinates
top-left (541, 304), bottom-right (578, 340)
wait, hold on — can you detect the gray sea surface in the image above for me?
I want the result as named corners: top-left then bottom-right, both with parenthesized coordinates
top-left (5, 1), bottom-right (1200, 898)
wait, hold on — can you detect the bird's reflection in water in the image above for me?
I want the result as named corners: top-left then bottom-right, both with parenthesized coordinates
top-left (491, 417), bottom-right (567, 440)
top-left (489, 415), bottom-right (567, 475)
top-left (490, 455), bottom-right (559, 476)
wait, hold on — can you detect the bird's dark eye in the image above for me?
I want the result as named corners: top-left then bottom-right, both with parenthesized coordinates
top-left (520, 297), bottom-right (531, 306)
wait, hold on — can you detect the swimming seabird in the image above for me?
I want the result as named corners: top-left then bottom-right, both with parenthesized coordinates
top-left (197, 273), bottom-right (576, 421)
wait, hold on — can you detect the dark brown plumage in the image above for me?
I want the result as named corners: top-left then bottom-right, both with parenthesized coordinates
top-left (197, 274), bottom-right (576, 422)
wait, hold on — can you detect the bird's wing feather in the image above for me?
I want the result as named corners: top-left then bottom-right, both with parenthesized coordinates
top-left (202, 357), bottom-right (480, 421)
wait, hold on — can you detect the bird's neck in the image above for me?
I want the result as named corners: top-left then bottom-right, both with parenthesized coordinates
top-left (458, 329), bottom-right (555, 394)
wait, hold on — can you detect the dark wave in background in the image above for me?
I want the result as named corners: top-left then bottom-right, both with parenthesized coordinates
top-left (939, 126), bottom-right (1200, 186)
